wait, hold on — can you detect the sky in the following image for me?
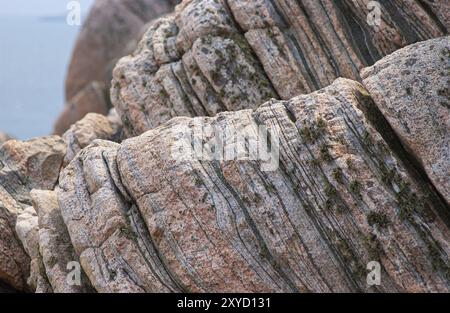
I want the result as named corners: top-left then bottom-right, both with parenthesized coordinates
top-left (0, 0), bottom-right (96, 139)
top-left (0, 0), bottom-right (94, 16)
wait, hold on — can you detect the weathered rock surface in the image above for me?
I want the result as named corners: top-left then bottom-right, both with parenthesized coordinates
top-left (2, 2), bottom-right (449, 294)
top-left (112, 0), bottom-right (449, 137)
top-left (0, 136), bottom-right (66, 291)
top-left (58, 74), bottom-right (450, 292)
top-left (0, 112), bottom-right (121, 291)
top-left (62, 111), bottom-right (123, 167)
top-left (0, 192), bottom-right (29, 291)
top-left (55, 0), bottom-right (180, 135)
top-left (362, 37), bottom-right (450, 204)
top-left (0, 136), bottom-right (66, 207)
top-left (15, 206), bottom-right (52, 292)
top-left (31, 190), bottom-right (92, 293)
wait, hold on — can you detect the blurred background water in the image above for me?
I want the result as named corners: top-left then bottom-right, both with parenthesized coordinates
top-left (0, 0), bottom-right (94, 140)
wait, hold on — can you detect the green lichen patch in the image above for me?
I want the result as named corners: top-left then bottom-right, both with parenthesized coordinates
top-left (320, 144), bottom-right (333, 162)
top-left (349, 180), bottom-right (362, 199)
top-left (332, 168), bottom-right (344, 184)
top-left (367, 212), bottom-right (390, 229)
top-left (364, 234), bottom-right (384, 260)
top-left (299, 118), bottom-right (328, 144)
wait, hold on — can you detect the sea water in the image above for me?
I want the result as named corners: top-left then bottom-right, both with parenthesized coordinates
top-left (0, 15), bottom-right (81, 140)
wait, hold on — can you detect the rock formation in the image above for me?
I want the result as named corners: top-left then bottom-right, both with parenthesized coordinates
top-left (57, 77), bottom-right (450, 292)
top-left (54, 0), bottom-right (180, 135)
top-left (0, 1), bottom-right (449, 294)
top-left (48, 37), bottom-right (450, 292)
top-left (0, 111), bottom-right (122, 292)
top-left (0, 136), bottom-right (66, 291)
top-left (111, 0), bottom-right (449, 137)
top-left (362, 38), bottom-right (450, 204)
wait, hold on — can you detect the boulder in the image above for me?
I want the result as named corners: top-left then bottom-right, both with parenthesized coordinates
top-left (362, 37), bottom-right (450, 204)
top-left (0, 136), bottom-right (66, 206)
top-left (62, 111), bottom-right (123, 166)
top-left (0, 111), bottom-right (124, 292)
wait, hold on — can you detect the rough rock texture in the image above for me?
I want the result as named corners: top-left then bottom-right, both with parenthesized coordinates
top-left (362, 37), bottom-right (450, 204)
top-left (0, 136), bottom-right (66, 207)
top-left (0, 114), bottom-right (121, 291)
top-left (112, 0), bottom-right (449, 137)
top-left (62, 111), bottom-right (123, 167)
top-left (0, 192), bottom-right (29, 291)
top-left (31, 190), bottom-right (91, 293)
top-left (55, 0), bottom-right (181, 134)
top-left (53, 37), bottom-right (449, 292)
top-left (58, 74), bottom-right (450, 292)
top-left (54, 82), bottom-right (110, 135)
top-left (0, 136), bottom-right (66, 291)
top-left (2, 2), bottom-right (449, 294)
top-left (15, 206), bottom-right (52, 292)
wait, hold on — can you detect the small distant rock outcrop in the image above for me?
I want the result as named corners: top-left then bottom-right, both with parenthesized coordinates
top-left (54, 0), bottom-right (181, 135)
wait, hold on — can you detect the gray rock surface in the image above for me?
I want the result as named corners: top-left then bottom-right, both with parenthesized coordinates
top-left (1, 2), bottom-right (449, 294)
top-left (362, 37), bottom-right (450, 204)
top-left (0, 136), bottom-right (66, 291)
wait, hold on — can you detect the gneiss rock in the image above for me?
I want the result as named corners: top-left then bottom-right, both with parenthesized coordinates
top-left (0, 136), bottom-right (66, 198)
top-left (0, 136), bottom-right (66, 291)
top-left (31, 190), bottom-right (92, 293)
top-left (15, 206), bottom-right (52, 292)
top-left (59, 77), bottom-right (450, 292)
top-left (112, 0), bottom-right (448, 137)
top-left (0, 191), bottom-right (29, 291)
top-left (58, 140), bottom-right (180, 292)
top-left (0, 111), bottom-right (123, 292)
top-left (362, 36), bottom-right (450, 204)
top-left (62, 111), bottom-right (123, 167)
top-left (55, 0), bottom-right (181, 134)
